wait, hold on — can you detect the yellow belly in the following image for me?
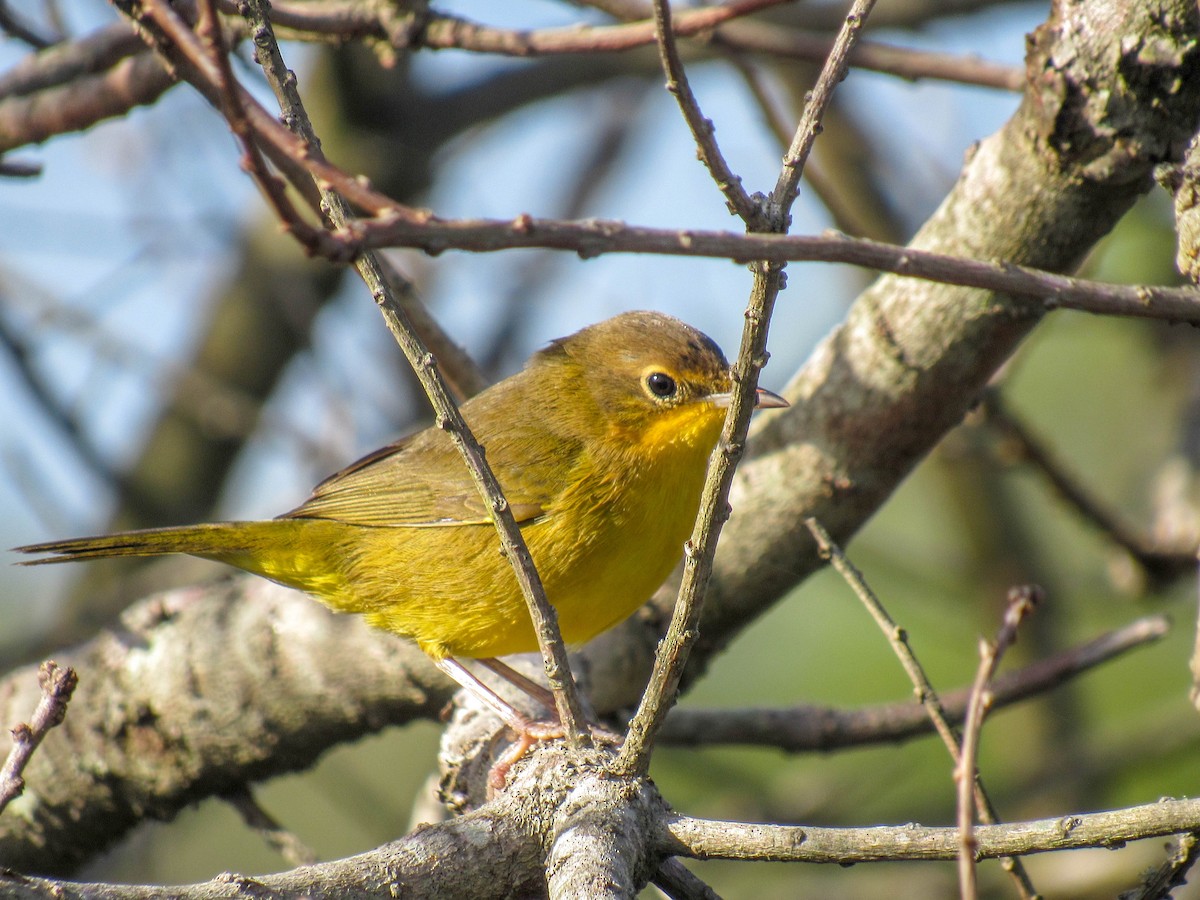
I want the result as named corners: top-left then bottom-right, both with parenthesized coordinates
top-left (251, 437), bottom-right (714, 660)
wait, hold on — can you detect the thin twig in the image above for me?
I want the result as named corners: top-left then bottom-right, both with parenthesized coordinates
top-left (768, 2), bottom-right (873, 220)
top-left (235, 0), bottom-right (789, 53)
top-left (983, 390), bottom-right (1197, 585)
top-left (651, 0), bottom-right (766, 227)
top-left (215, 0), bottom-right (1024, 92)
top-left (658, 614), bottom-right (1168, 751)
top-left (806, 519), bottom-right (1040, 900)
top-left (0, 22), bottom-right (143, 98)
top-left (713, 20), bottom-right (1023, 92)
top-left (0, 661), bottom-right (78, 816)
top-left (123, 0), bottom-right (416, 223)
top-left (235, 0), bottom-right (590, 746)
top-left (723, 53), bottom-right (884, 239)
top-left (956, 586), bottom-right (1041, 900)
top-left (223, 785), bottom-right (318, 867)
top-left (0, 0), bottom-right (55, 49)
top-left (360, 216), bottom-right (1200, 325)
top-left (614, 0), bottom-right (877, 779)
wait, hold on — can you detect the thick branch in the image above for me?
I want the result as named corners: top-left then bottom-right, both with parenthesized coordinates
top-left (0, 582), bottom-right (449, 875)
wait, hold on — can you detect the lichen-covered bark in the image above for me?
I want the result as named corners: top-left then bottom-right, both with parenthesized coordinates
top-left (680, 0), bottom-right (1200, 666)
top-left (0, 581), bottom-right (446, 875)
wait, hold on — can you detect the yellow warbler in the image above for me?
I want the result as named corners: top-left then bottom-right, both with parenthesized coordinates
top-left (17, 311), bottom-right (786, 732)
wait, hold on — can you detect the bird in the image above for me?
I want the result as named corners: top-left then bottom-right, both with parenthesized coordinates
top-left (16, 310), bottom-right (787, 751)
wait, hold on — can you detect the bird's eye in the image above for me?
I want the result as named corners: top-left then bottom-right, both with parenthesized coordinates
top-left (645, 371), bottom-right (677, 399)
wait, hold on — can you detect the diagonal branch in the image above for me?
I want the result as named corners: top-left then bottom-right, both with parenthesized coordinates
top-left (658, 614), bottom-right (1169, 751)
top-left (232, 0), bottom-right (591, 745)
top-left (650, 0), bottom-right (766, 227)
top-left (615, 0), bottom-right (878, 778)
top-left (807, 519), bottom-right (1038, 899)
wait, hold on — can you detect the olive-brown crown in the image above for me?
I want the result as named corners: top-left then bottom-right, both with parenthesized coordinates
top-left (534, 311), bottom-right (732, 431)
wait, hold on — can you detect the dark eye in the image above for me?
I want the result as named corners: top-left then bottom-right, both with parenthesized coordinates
top-left (646, 371), bottom-right (677, 399)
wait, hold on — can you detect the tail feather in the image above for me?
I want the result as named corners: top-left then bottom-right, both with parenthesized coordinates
top-left (14, 523), bottom-right (259, 565)
top-left (16, 519), bottom-right (367, 613)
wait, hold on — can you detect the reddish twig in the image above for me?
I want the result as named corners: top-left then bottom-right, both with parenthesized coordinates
top-left (127, 0), bottom-right (421, 226)
top-left (0, 22), bottom-right (143, 98)
top-left (216, 0), bottom-right (1023, 92)
top-left (193, 0), bottom-right (334, 253)
top-left (713, 20), bottom-right (1023, 92)
top-left (358, 215), bottom-right (1200, 325)
top-left (0, 661), bottom-right (78, 816)
top-left (956, 586), bottom-right (1042, 900)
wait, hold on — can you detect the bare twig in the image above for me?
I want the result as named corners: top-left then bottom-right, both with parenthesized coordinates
top-left (724, 53), bottom-right (886, 239)
top-left (235, 0), bottom-right (590, 745)
top-left (767, 1), bottom-right (871, 220)
top-left (0, 159), bottom-right (41, 178)
top-left (214, 0), bottom-right (1023, 92)
top-left (0, 49), bottom-right (175, 155)
top-left (360, 216), bottom-right (1200, 325)
top-left (122, 0), bottom-right (415, 224)
top-left (222, 785), bottom-right (318, 867)
top-left (0, 0), bottom-right (55, 49)
top-left (615, 0), bottom-right (877, 778)
top-left (651, 0), bottom-right (766, 227)
top-left (230, 0), bottom-right (789, 52)
top-left (984, 390), bottom-right (1197, 585)
top-left (713, 20), bottom-right (1023, 92)
top-left (0, 22), bottom-right (143, 98)
top-left (805, 518), bottom-right (1039, 899)
top-left (658, 614), bottom-right (1168, 751)
top-left (1121, 831), bottom-right (1200, 900)
top-left (0, 662), bottom-right (77, 816)
top-left (956, 586), bottom-right (1041, 900)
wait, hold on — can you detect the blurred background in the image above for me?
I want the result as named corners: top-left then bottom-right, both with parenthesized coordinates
top-left (2, 0), bottom-right (1197, 896)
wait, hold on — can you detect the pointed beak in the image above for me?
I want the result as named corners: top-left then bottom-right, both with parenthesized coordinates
top-left (754, 387), bottom-right (789, 409)
top-left (709, 387), bottom-right (790, 410)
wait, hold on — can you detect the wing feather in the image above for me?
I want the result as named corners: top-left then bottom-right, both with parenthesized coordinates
top-left (281, 405), bottom-right (579, 528)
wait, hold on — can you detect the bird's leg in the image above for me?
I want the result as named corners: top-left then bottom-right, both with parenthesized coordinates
top-left (480, 657), bottom-right (623, 749)
top-left (434, 657), bottom-right (563, 789)
top-left (476, 657), bottom-right (558, 713)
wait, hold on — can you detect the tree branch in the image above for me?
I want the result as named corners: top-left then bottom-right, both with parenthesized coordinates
top-left (664, 796), bottom-right (1200, 863)
top-left (657, 614), bottom-right (1169, 751)
top-left (614, 0), bottom-right (878, 778)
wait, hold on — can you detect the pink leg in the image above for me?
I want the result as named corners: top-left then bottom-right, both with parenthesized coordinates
top-left (434, 658), bottom-right (563, 789)
top-left (476, 657), bottom-right (557, 713)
